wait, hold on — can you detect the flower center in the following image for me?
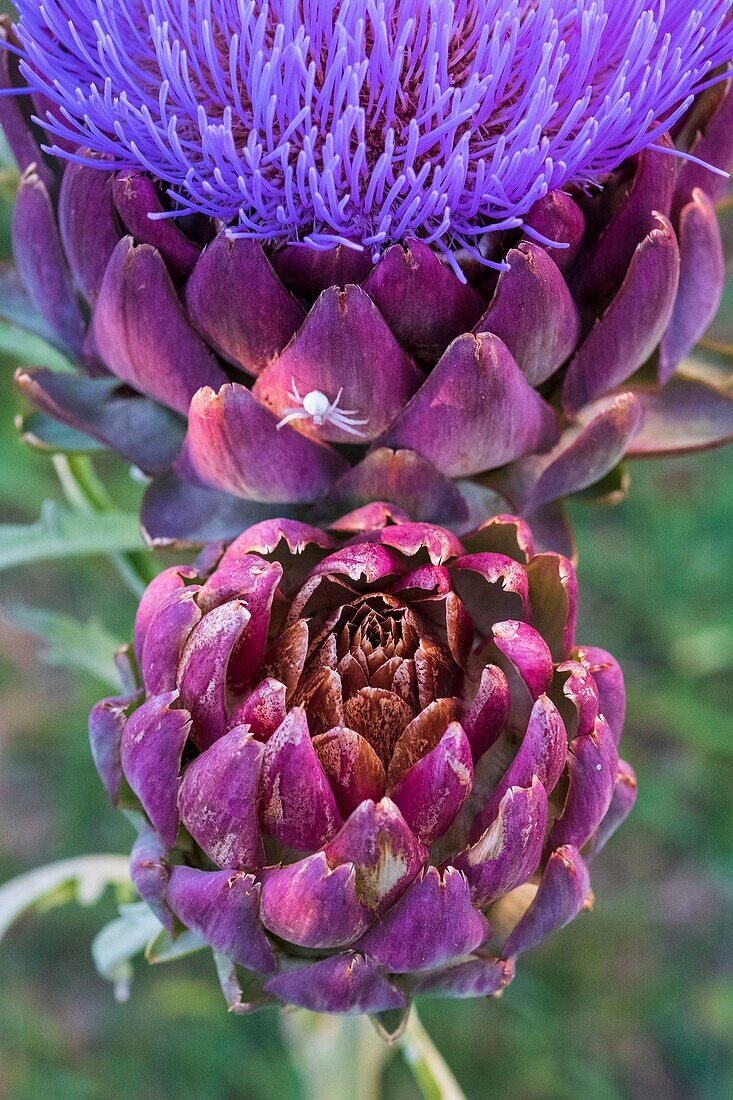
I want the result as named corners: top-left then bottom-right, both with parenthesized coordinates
top-left (14, 1), bottom-right (733, 262)
top-left (293, 594), bottom-right (461, 766)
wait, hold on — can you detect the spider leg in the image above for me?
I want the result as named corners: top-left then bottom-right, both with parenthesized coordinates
top-left (334, 422), bottom-right (367, 438)
top-left (324, 388), bottom-right (344, 420)
top-left (276, 409), bottom-right (309, 430)
top-left (330, 411), bottom-right (368, 437)
top-left (285, 379), bottom-right (302, 406)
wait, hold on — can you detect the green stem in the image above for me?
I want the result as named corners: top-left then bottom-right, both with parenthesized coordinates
top-left (53, 453), bottom-right (110, 511)
top-left (283, 1011), bottom-right (390, 1100)
top-left (53, 454), bottom-right (155, 597)
top-left (397, 1009), bottom-right (467, 1100)
top-left (283, 1007), bottom-right (466, 1100)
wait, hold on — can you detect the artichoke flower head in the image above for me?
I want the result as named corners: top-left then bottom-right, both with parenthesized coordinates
top-left (90, 511), bottom-right (636, 1018)
top-left (1, 1), bottom-right (733, 546)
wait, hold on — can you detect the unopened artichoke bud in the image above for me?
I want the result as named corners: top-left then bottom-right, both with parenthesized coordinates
top-left (3, 3), bottom-right (733, 549)
top-left (90, 510), bottom-right (636, 1018)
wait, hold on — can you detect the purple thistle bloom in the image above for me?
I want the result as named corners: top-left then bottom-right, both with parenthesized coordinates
top-left (2, 6), bottom-right (733, 549)
top-left (90, 509), bottom-right (636, 1020)
top-left (9, 0), bottom-right (733, 265)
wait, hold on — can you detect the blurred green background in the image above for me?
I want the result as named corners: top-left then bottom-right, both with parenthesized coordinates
top-left (0, 116), bottom-right (732, 1100)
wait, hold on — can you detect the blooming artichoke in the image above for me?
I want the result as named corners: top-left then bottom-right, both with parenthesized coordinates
top-left (2, 3), bottom-right (733, 550)
top-left (89, 510), bottom-right (636, 1021)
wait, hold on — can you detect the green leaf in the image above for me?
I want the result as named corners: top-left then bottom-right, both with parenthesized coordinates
top-left (146, 927), bottom-right (208, 965)
top-left (0, 131), bottom-right (18, 172)
top-left (0, 855), bottom-right (132, 942)
top-left (0, 319), bottom-right (74, 373)
top-left (0, 499), bottom-right (145, 570)
top-left (212, 952), bottom-right (273, 1014)
top-left (92, 902), bottom-right (163, 1001)
top-left (4, 604), bottom-right (124, 688)
top-left (0, 264), bottom-right (75, 365)
top-left (17, 410), bottom-right (107, 455)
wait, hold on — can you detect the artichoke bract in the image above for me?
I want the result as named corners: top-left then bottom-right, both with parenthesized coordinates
top-left (90, 510), bottom-right (636, 1021)
top-left (2, 3), bottom-right (733, 549)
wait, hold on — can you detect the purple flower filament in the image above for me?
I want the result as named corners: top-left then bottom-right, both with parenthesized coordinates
top-left (9, 1), bottom-right (733, 264)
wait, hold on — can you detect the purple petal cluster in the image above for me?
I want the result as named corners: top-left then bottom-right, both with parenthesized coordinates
top-left (10, 0), bottom-right (733, 262)
top-left (90, 510), bottom-right (636, 1018)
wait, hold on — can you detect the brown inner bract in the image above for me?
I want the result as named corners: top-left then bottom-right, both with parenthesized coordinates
top-left (292, 593), bottom-right (462, 769)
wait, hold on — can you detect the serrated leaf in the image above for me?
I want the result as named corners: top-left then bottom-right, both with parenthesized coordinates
top-left (4, 604), bottom-right (124, 688)
top-left (92, 902), bottom-right (163, 1001)
top-left (0, 855), bottom-right (132, 942)
top-left (0, 500), bottom-right (144, 570)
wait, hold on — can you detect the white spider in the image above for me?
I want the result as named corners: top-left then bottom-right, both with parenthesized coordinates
top-left (276, 379), bottom-right (369, 437)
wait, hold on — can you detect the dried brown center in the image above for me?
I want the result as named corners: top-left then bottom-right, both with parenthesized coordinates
top-left (292, 593), bottom-right (461, 766)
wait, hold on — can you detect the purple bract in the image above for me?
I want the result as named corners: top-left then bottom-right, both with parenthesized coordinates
top-left (8, 0), bottom-right (733, 265)
top-left (90, 510), bottom-right (636, 1021)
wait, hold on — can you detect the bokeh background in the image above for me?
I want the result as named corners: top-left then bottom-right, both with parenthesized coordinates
top-left (0, 101), bottom-right (731, 1100)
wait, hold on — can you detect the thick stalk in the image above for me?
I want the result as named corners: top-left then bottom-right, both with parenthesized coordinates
top-left (397, 1009), bottom-right (467, 1100)
top-left (283, 1007), bottom-right (466, 1100)
top-left (53, 454), bottom-right (155, 597)
top-left (282, 1011), bottom-right (389, 1100)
